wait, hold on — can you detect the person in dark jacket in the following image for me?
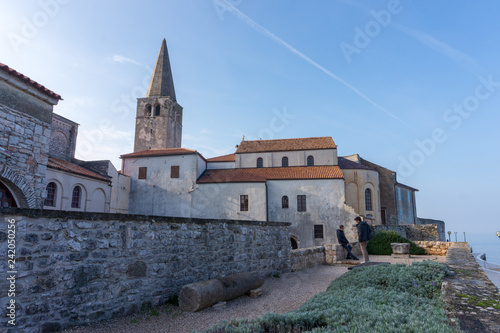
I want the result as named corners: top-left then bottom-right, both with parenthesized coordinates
top-left (336, 225), bottom-right (359, 260)
top-left (356, 216), bottom-right (372, 263)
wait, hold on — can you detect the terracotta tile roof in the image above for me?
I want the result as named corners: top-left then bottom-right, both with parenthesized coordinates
top-left (120, 148), bottom-right (201, 159)
top-left (197, 166), bottom-right (343, 183)
top-left (48, 157), bottom-right (110, 182)
top-left (338, 157), bottom-right (374, 170)
top-left (0, 62), bottom-right (62, 100)
top-left (235, 137), bottom-right (337, 154)
top-left (207, 153), bottom-right (235, 162)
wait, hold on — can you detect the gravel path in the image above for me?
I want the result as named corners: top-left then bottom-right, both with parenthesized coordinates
top-left (62, 255), bottom-right (445, 333)
top-left (62, 265), bottom-right (348, 333)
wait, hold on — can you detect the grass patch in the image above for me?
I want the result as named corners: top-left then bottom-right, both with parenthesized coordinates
top-left (201, 261), bottom-right (456, 332)
top-left (457, 294), bottom-right (500, 309)
top-left (367, 231), bottom-right (426, 255)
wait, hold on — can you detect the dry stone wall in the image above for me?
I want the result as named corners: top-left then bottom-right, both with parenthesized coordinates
top-left (290, 246), bottom-right (325, 271)
top-left (413, 241), bottom-right (457, 256)
top-left (0, 209), bottom-right (291, 333)
top-left (374, 224), bottom-right (440, 241)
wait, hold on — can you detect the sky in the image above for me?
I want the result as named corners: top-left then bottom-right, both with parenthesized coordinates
top-left (1, 0), bottom-right (499, 256)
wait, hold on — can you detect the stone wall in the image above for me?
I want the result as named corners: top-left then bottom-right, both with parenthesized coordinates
top-left (0, 104), bottom-right (51, 208)
top-left (417, 218), bottom-right (446, 241)
top-left (413, 241), bottom-right (458, 256)
top-left (374, 224), bottom-right (440, 241)
top-left (325, 243), bottom-right (362, 264)
top-left (291, 246), bottom-right (325, 271)
top-left (0, 209), bottom-right (291, 333)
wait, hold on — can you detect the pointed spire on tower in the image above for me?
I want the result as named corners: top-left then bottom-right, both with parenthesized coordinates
top-left (146, 39), bottom-right (176, 100)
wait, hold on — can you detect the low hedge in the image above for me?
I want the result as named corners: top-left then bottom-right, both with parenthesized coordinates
top-left (201, 261), bottom-right (454, 333)
top-left (367, 230), bottom-right (426, 255)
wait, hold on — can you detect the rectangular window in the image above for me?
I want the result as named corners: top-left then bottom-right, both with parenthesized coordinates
top-left (138, 167), bottom-right (147, 179)
top-left (407, 191), bottom-right (411, 202)
top-left (314, 225), bottom-right (324, 239)
top-left (397, 188), bottom-right (401, 200)
top-left (240, 195), bottom-right (248, 211)
top-left (171, 165), bottom-right (179, 178)
top-left (297, 195), bottom-right (306, 212)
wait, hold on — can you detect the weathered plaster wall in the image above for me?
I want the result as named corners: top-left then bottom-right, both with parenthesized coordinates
top-left (342, 168), bottom-right (381, 224)
top-left (267, 179), bottom-right (357, 248)
top-left (192, 183), bottom-right (267, 221)
top-left (124, 154), bottom-right (199, 217)
top-left (206, 161), bottom-right (235, 170)
top-left (0, 209), bottom-right (291, 333)
top-left (236, 149), bottom-right (337, 168)
top-left (44, 169), bottom-right (111, 212)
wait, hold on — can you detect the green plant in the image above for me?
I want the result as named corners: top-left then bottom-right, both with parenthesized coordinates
top-left (367, 231), bottom-right (426, 255)
top-left (150, 309), bottom-right (160, 316)
top-left (201, 261), bottom-right (454, 332)
top-left (273, 273), bottom-right (280, 278)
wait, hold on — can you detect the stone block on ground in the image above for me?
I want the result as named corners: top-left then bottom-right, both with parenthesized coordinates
top-left (179, 271), bottom-right (264, 312)
top-left (247, 287), bottom-right (263, 298)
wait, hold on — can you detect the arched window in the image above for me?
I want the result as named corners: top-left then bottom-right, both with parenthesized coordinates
top-left (44, 182), bottom-right (57, 207)
top-left (282, 196), bottom-right (289, 208)
top-left (257, 157), bottom-right (263, 168)
top-left (145, 104), bottom-right (152, 117)
top-left (307, 155), bottom-right (314, 166)
top-left (154, 105), bottom-right (161, 116)
top-left (282, 156), bottom-right (289, 167)
top-left (290, 237), bottom-right (298, 249)
top-left (0, 182), bottom-right (17, 208)
top-left (365, 188), bottom-right (372, 211)
top-left (71, 186), bottom-right (82, 208)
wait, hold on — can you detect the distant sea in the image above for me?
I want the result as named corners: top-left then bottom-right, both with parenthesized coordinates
top-left (467, 232), bottom-right (500, 289)
top-left (466, 232), bottom-right (500, 265)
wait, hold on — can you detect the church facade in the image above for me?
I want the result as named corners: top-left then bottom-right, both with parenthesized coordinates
top-left (0, 39), bottom-right (426, 249)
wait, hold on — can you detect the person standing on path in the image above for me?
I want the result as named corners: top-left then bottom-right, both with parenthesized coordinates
top-left (356, 216), bottom-right (372, 263)
top-left (336, 225), bottom-right (359, 260)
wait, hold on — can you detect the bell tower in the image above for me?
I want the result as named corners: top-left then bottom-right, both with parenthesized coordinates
top-left (134, 39), bottom-right (183, 152)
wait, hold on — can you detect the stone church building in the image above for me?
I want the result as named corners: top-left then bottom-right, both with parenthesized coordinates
top-left (0, 39), bottom-right (425, 249)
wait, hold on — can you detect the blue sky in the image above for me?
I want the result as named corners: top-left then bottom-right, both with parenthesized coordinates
top-left (1, 1), bottom-right (499, 251)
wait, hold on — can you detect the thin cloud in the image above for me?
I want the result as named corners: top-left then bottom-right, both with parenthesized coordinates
top-left (111, 55), bottom-right (144, 67)
top-left (217, 0), bottom-right (408, 127)
top-left (393, 24), bottom-right (483, 75)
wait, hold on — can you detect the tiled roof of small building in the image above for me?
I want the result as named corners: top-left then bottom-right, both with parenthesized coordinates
top-left (197, 166), bottom-right (343, 183)
top-left (120, 148), bottom-right (200, 159)
top-left (0, 62), bottom-right (62, 100)
top-left (235, 137), bottom-right (337, 154)
top-left (48, 157), bottom-right (110, 182)
top-left (338, 157), bottom-right (374, 170)
top-left (207, 153), bottom-right (235, 162)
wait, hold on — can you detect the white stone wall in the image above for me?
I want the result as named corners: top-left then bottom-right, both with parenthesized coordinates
top-left (124, 154), bottom-right (200, 217)
top-left (192, 182), bottom-right (267, 221)
top-left (44, 169), bottom-right (111, 212)
top-left (236, 149), bottom-right (337, 168)
top-left (206, 161), bottom-right (235, 170)
top-left (343, 168), bottom-right (381, 224)
top-left (267, 179), bottom-right (357, 248)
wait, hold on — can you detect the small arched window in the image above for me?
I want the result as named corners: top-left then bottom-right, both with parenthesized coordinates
top-left (154, 105), bottom-right (161, 116)
top-left (290, 237), bottom-right (298, 249)
top-left (282, 156), bottom-right (289, 167)
top-left (282, 196), bottom-right (289, 208)
top-left (257, 157), bottom-right (263, 168)
top-left (365, 188), bottom-right (372, 211)
top-left (44, 182), bottom-right (57, 207)
top-left (145, 104), bottom-right (152, 117)
top-left (71, 186), bottom-right (82, 208)
top-left (307, 155), bottom-right (314, 166)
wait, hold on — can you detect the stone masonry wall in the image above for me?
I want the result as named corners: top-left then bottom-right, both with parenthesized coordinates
top-left (374, 224), bottom-right (439, 241)
top-left (291, 246), bottom-right (325, 271)
top-left (0, 104), bottom-right (51, 208)
top-left (413, 241), bottom-right (458, 256)
top-left (0, 209), bottom-right (291, 333)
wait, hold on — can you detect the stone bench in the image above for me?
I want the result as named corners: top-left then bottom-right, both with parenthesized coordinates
top-left (391, 243), bottom-right (410, 258)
